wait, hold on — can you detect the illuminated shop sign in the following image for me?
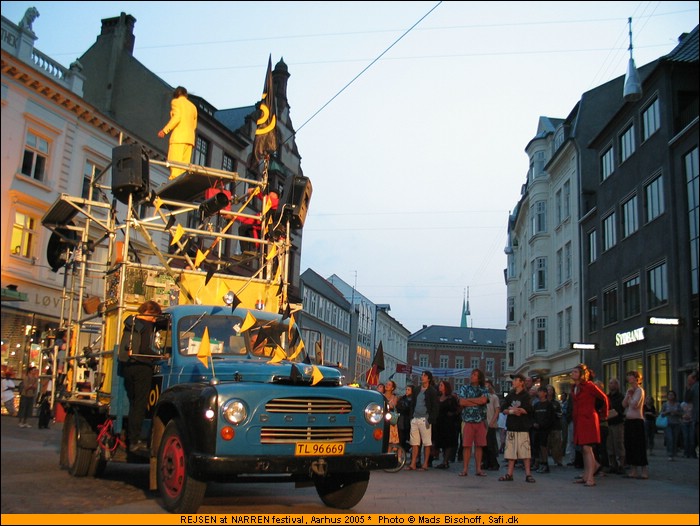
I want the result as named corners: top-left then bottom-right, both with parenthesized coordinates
top-left (648, 317), bottom-right (680, 326)
top-left (615, 327), bottom-right (645, 346)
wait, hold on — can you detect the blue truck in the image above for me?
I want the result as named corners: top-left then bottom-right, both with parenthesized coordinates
top-left (43, 147), bottom-right (396, 513)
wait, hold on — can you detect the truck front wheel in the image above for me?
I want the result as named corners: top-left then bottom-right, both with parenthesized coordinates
top-left (314, 471), bottom-right (369, 509)
top-left (157, 419), bottom-right (206, 513)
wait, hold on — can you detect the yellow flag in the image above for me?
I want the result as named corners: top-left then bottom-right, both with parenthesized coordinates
top-left (288, 313), bottom-right (296, 339)
top-left (241, 311), bottom-right (257, 333)
top-left (153, 196), bottom-right (163, 213)
top-left (288, 338), bottom-right (304, 361)
top-left (267, 346), bottom-right (286, 364)
top-left (194, 249), bottom-right (206, 268)
top-left (266, 243), bottom-right (277, 261)
top-left (273, 259), bottom-right (282, 282)
top-left (311, 365), bottom-right (324, 386)
top-left (197, 327), bottom-right (211, 368)
top-left (263, 195), bottom-right (273, 215)
top-left (171, 224), bottom-right (185, 245)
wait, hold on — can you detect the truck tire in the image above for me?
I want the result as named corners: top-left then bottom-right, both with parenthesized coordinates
top-left (64, 412), bottom-right (93, 477)
top-left (87, 447), bottom-right (107, 478)
top-left (314, 472), bottom-right (369, 509)
top-left (157, 419), bottom-right (207, 513)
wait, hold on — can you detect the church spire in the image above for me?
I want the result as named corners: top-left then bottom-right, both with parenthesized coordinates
top-left (460, 287), bottom-right (471, 328)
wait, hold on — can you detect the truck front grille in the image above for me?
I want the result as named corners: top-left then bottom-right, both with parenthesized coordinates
top-left (260, 426), bottom-right (354, 444)
top-left (265, 397), bottom-right (352, 414)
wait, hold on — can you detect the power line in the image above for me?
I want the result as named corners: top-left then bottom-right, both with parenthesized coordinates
top-left (291, 1), bottom-right (443, 138)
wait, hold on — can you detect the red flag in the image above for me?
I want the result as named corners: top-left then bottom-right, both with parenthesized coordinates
top-left (254, 55), bottom-right (278, 162)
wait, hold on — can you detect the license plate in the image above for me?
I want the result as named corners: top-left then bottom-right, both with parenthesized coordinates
top-left (294, 442), bottom-right (345, 456)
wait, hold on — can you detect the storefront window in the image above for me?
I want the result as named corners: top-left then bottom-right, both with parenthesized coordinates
top-left (647, 351), bottom-right (670, 411)
top-left (603, 361), bottom-right (620, 390)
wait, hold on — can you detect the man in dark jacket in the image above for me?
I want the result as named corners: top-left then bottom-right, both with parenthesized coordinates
top-left (606, 378), bottom-right (626, 473)
top-left (407, 371), bottom-right (439, 470)
top-left (118, 300), bottom-right (163, 453)
top-left (499, 373), bottom-right (536, 482)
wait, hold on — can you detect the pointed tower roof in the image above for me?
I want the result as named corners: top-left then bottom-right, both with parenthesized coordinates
top-left (460, 287), bottom-right (471, 328)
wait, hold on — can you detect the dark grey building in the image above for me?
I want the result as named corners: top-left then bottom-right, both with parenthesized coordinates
top-left (581, 26), bottom-right (699, 403)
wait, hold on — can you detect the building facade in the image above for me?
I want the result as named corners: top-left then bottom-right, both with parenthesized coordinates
top-left (298, 268), bottom-right (353, 379)
top-left (506, 25), bottom-right (699, 401)
top-left (408, 325), bottom-right (506, 395)
top-left (582, 27), bottom-right (699, 405)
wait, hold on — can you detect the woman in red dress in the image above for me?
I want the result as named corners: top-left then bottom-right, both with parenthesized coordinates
top-left (571, 363), bottom-right (608, 486)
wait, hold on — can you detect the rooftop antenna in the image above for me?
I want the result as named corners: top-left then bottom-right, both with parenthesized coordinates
top-left (623, 17), bottom-right (643, 102)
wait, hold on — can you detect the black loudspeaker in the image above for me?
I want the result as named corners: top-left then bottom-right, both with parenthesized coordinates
top-left (281, 175), bottom-right (312, 229)
top-left (46, 226), bottom-right (77, 272)
top-left (112, 144), bottom-right (149, 205)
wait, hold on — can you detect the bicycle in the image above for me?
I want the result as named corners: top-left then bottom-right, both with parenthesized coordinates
top-left (384, 443), bottom-right (407, 473)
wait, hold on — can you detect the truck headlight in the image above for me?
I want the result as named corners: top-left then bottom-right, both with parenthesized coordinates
top-left (364, 402), bottom-right (384, 425)
top-left (222, 399), bottom-right (248, 425)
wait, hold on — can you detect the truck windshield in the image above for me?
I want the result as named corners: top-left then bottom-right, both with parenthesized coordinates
top-left (177, 314), bottom-right (304, 361)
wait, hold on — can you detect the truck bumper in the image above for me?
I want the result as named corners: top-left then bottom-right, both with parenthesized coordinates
top-left (188, 452), bottom-right (398, 481)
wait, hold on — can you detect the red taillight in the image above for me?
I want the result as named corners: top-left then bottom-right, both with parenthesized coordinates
top-left (221, 427), bottom-right (235, 441)
top-left (373, 428), bottom-right (383, 441)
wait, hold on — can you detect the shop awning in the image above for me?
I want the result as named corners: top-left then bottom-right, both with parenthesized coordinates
top-left (1, 287), bottom-right (28, 302)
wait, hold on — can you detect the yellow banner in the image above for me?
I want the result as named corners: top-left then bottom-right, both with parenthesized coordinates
top-left (1, 514), bottom-right (697, 526)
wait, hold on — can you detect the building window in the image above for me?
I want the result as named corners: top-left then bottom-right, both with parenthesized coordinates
top-left (507, 343), bottom-right (514, 367)
top-left (11, 211), bottom-right (37, 259)
top-left (603, 212), bottom-right (617, 251)
top-left (557, 311), bottom-right (563, 348)
top-left (555, 189), bottom-right (562, 225)
top-left (533, 317), bottom-right (547, 351)
top-left (533, 151), bottom-right (546, 178)
top-left (642, 98), bottom-right (660, 141)
top-left (588, 229), bottom-right (598, 263)
top-left (440, 355), bottom-right (449, 368)
top-left (645, 175), bottom-right (665, 223)
top-left (685, 147), bottom-right (699, 295)
top-left (565, 307), bottom-right (572, 345)
top-left (455, 356), bottom-right (464, 369)
top-left (530, 201), bottom-right (547, 235)
top-left (564, 242), bottom-right (572, 281)
top-left (623, 275), bottom-right (641, 318)
top-left (601, 146), bottom-right (614, 181)
top-left (485, 358), bottom-right (494, 373)
top-left (620, 124), bottom-right (636, 163)
top-left (222, 153), bottom-right (234, 172)
top-left (556, 248), bottom-right (563, 285)
top-left (621, 195), bottom-right (638, 238)
top-left (647, 262), bottom-right (668, 309)
top-left (507, 297), bottom-right (515, 323)
top-left (82, 160), bottom-right (105, 199)
top-left (588, 297), bottom-right (598, 333)
top-left (419, 355), bottom-right (429, 368)
top-left (563, 180), bottom-right (571, 220)
top-left (193, 136), bottom-right (210, 166)
top-left (507, 252), bottom-right (516, 280)
top-left (21, 131), bottom-right (49, 182)
top-left (470, 358), bottom-right (480, 369)
top-left (532, 257), bottom-right (547, 292)
top-left (603, 286), bottom-right (618, 326)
